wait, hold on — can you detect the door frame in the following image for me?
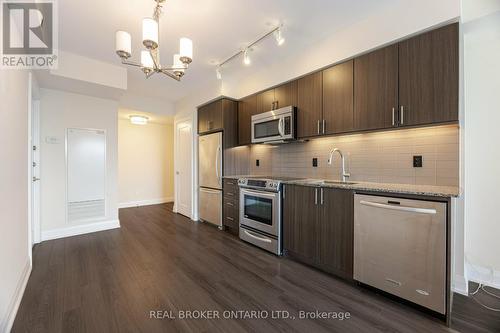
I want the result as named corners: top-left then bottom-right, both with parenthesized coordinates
top-left (173, 115), bottom-right (195, 220)
top-left (31, 100), bottom-right (41, 245)
top-left (27, 72), bottom-right (41, 265)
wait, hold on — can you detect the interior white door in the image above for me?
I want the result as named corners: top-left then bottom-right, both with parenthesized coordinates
top-left (175, 121), bottom-right (192, 218)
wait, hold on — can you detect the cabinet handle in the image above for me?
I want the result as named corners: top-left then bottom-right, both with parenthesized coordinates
top-left (314, 188), bottom-right (318, 205)
top-left (317, 120), bottom-right (320, 134)
top-left (392, 107), bottom-right (395, 126)
top-left (283, 185), bottom-right (286, 199)
top-left (226, 202), bottom-right (234, 206)
top-left (400, 106), bottom-right (404, 125)
top-left (322, 120), bottom-right (326, 134)
top-left (226, 217), bottom-right (234, 221)
top-left (320, 188), bottom-right (324, 205)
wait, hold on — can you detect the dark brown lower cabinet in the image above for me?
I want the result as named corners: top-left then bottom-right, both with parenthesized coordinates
top-left (223, 179), bottom-right (239, 235)
top-left (318, 187), bottom-right (353, 279)
top-left (283, 185), bottom-right (353, 280)
top-left (283, 185), bottom-right (319, 262)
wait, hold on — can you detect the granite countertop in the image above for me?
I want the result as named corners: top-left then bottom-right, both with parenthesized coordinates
top-left (223, 175), bottom-right (460, 198)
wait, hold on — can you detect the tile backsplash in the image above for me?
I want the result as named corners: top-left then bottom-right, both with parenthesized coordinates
top-left (226, 125), bottom-right (459, 186)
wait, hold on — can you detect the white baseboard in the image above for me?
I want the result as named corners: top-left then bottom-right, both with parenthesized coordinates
top-left (2, 259), bottom-right (31, 333)
top-left (118, 197), bottom-right (174, 209)
top-left (453, 274), bottom-right (468, 295)
top-left (41, 219), bottom-right (120, 242)
top-left (467, 262), bottom-right (500, 290)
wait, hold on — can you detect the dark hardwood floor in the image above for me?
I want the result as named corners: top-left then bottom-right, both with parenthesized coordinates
top-left (11, 203), bottom-right (488, 332)
top-left (451, 283), bottom-right (500, 332)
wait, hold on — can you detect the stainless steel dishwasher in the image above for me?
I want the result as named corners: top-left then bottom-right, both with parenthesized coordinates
top-left (353, 194), bottom-right (447, 314)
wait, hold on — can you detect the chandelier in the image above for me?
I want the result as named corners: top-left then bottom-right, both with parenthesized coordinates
top-left (114, 0), bottom-right (193, 81)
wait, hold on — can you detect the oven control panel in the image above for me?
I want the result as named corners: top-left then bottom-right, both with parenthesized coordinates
top-left (238, 178), bottom-right (281, 192)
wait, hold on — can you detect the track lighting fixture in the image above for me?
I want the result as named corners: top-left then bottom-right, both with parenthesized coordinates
top-left (214, 24), bottom-right (284, 79)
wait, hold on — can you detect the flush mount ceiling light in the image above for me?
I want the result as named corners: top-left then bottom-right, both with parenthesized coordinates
top-left (115, 0), bottom-right (193, 81)
top-left (215, 24), bottom-right (284, 80)
top-left (129, 115), bottom-right (149, 125)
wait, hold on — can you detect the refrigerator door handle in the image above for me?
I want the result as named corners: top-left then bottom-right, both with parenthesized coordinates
top-left (215, 145), bottom-right (221, 185)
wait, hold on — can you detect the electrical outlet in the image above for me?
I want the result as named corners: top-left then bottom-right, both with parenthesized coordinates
top-left (312, 158), bottom-right (318, 167)
top-left (413, 155), bottom-right (423, 168)
top-left (256, 159), bottom-right (260, 167)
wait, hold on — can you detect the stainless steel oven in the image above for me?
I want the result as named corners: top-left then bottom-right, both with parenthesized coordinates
top-left (238, 178), bottom-right (283, 255)
top-left (240, 188), bottom-right (280, 236)
top-left (251, 106), bottom-right (296, 144)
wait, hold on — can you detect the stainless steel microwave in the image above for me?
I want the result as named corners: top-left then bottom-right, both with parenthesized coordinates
top-left (251, 106), bottom-right (297, 144)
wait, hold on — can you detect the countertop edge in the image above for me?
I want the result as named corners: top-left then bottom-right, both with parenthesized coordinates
top-left (222, 175), bottom-right (460, 198)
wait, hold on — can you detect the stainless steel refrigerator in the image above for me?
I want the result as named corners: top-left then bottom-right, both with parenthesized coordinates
top-left (198, 132), bottom-right (223, 228)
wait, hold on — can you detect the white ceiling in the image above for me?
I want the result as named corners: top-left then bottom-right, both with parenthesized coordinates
top-left (57, 0), bottom-right (398, 103)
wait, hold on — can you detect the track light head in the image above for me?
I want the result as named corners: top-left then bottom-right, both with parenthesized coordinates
top-left (216, 66), bottom-right (222, 80)
top-left (243, 48), bottom-right (251, 66)
top-left (275, 28), bottom-right (285, 46)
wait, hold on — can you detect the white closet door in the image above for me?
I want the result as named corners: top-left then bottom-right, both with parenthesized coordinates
top-left (67, 128), bottom-right (106, 222)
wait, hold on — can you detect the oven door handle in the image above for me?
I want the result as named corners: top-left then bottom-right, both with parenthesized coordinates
top-left (241, 188), bottom-right (278, 198)
top-left (243, 230), bottom-right (272, 243)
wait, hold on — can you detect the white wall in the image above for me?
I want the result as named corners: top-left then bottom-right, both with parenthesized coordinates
top-left (0, 70), bottom-right (31, 332)
top-left (118, 118), bottom-right (174, 207)
top-left (462, 1), bottom-right (500, 287)
top-left (39, 89), bottom-right (119, 238)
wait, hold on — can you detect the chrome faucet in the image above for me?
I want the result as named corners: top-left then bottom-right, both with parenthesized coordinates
top-left (328, 148), bottom-right (351, 182)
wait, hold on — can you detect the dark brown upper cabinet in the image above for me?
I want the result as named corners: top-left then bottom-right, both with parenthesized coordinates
top-left (297, 72), bottom-right (323, 138)
top-left (354, 44), bottom-right (399, 132)
top-left (274, 81), bottom-right (297, 110)
top-left (198, 100), bottom-right (223, 134)
top-left (255, 81), bottom-right (298, 114)
top-left (197, 98), bottom-right (238, 148)
top-left (238, 94), bottom-right (257, 145)
top-left (323, 60), bottom-right (354, 135)
top-left (398, 23), bottom-right (459, 126)
top-left (255, 89), bottom-right (275, 115)
top-left (233, 23), bottom-right (458, 143)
